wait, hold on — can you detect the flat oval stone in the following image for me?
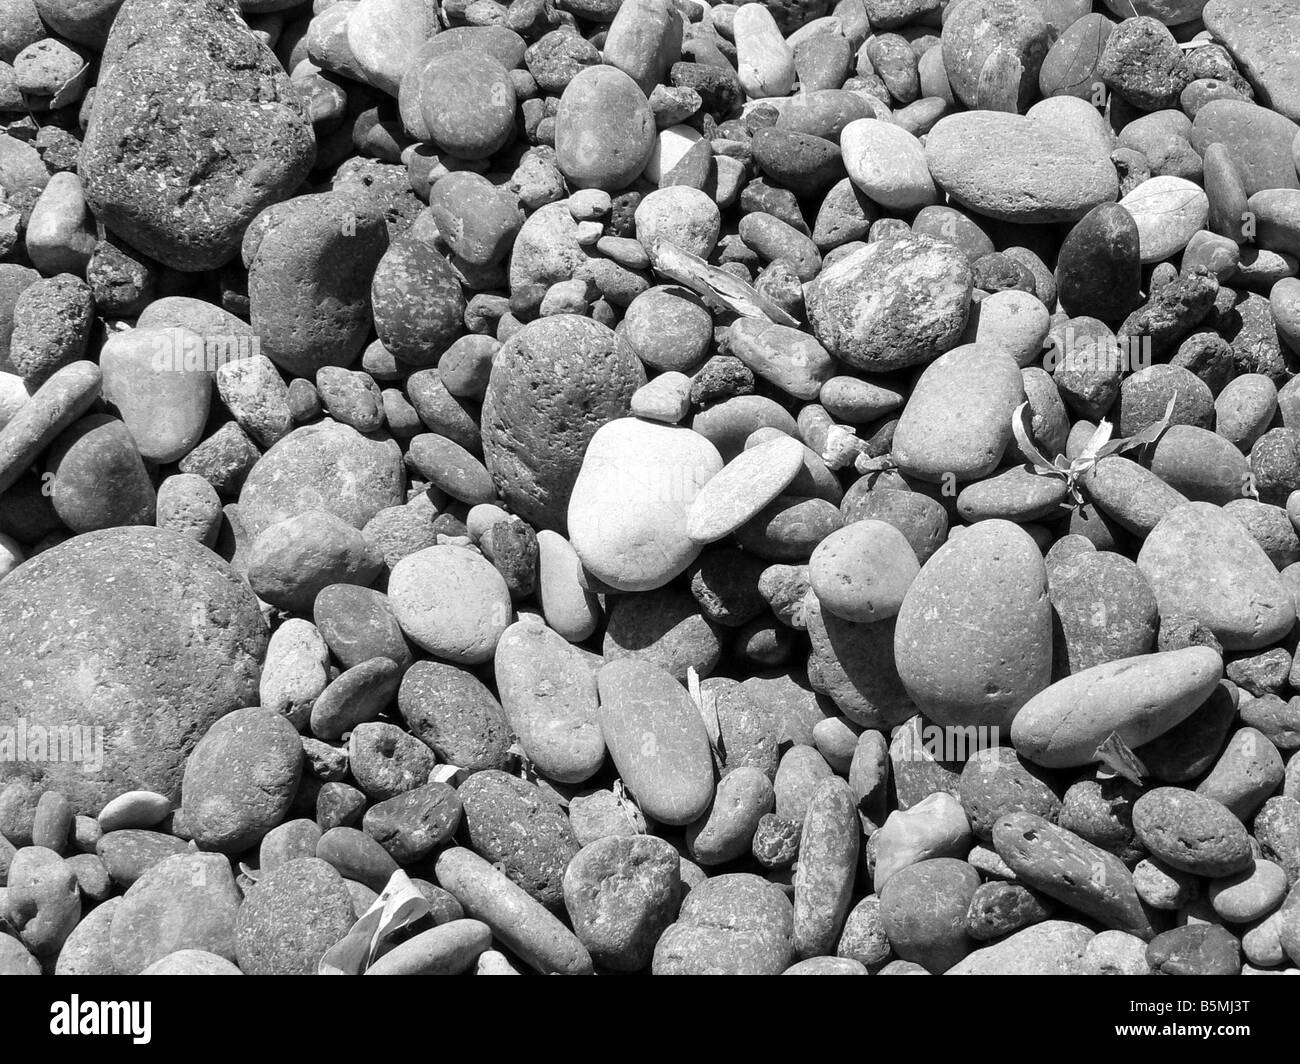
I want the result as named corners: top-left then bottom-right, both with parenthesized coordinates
top-left (894, 519), bottom-right (1052, 730)
top-left (1137, 501), bottom-right (1296, 651)
top-left (388, 545), bottom-right (512, 665)
top-left (1209, 859), bottom-right (1289, 923)
top-left (596, 658), bottom-right (715, 827)
top-left (686, 434), bottom-right (805, 544)
top-left (179, 707), bottom-right (303, 854)
top-left (0, 360), bottom-right (100, 496)
top-left (494, 616), bottom-right (604, 784)
top-left (840, 118), bottom-right (935, 211)
top-left (809, 519), bottom-right (919, 624)
top-left (1119, 176), bottom-right (1210, 264)
top-left (396, 661), bottom-right (507, 776)
top-left (0, 527), bottom-right (266, 813)
top-left (1011, 647), bottom-right (1225, 768)
top-left (805, 232), bottom-right (972, 372)
top-left (925, 110), bottom-right (1118, 224)
top-left (45, 413), bottom-right (156, 533)
top-left (893, 344), bottom-right (1024, 483)
top-left (948, 919), bottom-right (1093, 975)
top-left (555, 65), bottom-right (655, 191)
top-left (568, 417), bottom-right (722, 592)
top-left (1132, 786), bottom-right (1253, 877)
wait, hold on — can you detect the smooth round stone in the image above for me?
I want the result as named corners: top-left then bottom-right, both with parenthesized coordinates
top-left (1011, 647), bottom-right (1224, 768)
top-left (809, 519), bottom-right (919, 624)
top-left (1147, 425), bottom-right (1250, 505)
top-left (238, 421), bottom-right (404, 538)
top-left (346, 0), bottom-right (438, 96)
top-left (555, 65), bottom-right (655, 191)
top-left (619, 286), bottom-right (712, 373)
top-left (1132, 787), bottom-right (1253, 877)
top-left (894, 519), bottom-right (1052, 730)
top-left (596, 658), bottom-right (715, 827)
top-left (955, 465), bottom-right (1069, 523)
top-left (414, 48), bottom-right (515, 160)
top-left (235, 857), bottom-right (355, 976)
top-left (45, 414), bottom-right (155, 533)
top-left (562, 833), bottom-right (680, 972)
top-left (247, 510), bottom-right (383, 614)
top-left (371, 236), bottom-right (465, 368)
top-left (1249, 188), bottom-right (1300, 258)
top-left (1202, 0), bottom-right (1300, 123)
top-left (406, 434), bottom-right (494, 506)
top-left (316, 824), bottom-right (400, 891)
top-left (397, 661), bottom-right (513, 774)
top-left (429, 172), bottom-right (521, 269)
top-left (0, 528), bottom-right (265, 813)
top-left (652, 872), bottom-right (794, 975)
top-left (179, 707), bottom-right (303, 854)
top-left (1209, 859), bottom-right (1289, 923)
top-left (841, 486), bottom-right (948, 565)
top-left (633, 186), bottom-right (720, 261)
top-left (602, 586), bottom-right (722, 680)
top-left (840, 119), bottom-right (935, 211)
top-left (686, 435), bottom-right (805, 544)
top-left (109, 853), bottom-right (241, 976)
top-left (805, 232), bottom-right (972, 372)
top-left (25, 170), bottom-right (95, 275)
top-left (968, 290), bottom-right (1051, 367)
top-left (481, 315), bottom-right (644, 533)
top-left (389, 545), bottom-right (512, 665)
top-left (925, 110), bottom-right (1118, 224)
top-left (957, 747), bottom-right (1059, 843)
top-left (458, 770), bottom-right (579, 908)
top-left (313, 584), bottom-right (411, 670)
top-left (494, 617), bottom-right (604, 783)
top-left (879, 857), bottom-right (980, 974)
top-left (1216, 372), bottom-right (1279, 450)
top-left (1056, 204), bottom-right (1142, 326)
top-left (434, 847), bottom-right (593, 976)
top-left (1138, 501), bottom-right (1296, 651)
top-left (1119, 176), bottom-right (1210, 264)
top-left (569, 418), bottom-right (722, 592)
top-left (155, 473), bottom-right (222, 547)
top-left (79, 0), bottom-right (314, 271)
top-left (819, 377), bottom-right (904, 424)
top-left (949, 920), bottom-right (1093, 975)
top-left (726, 319), bottom-right (835, 401)
top-left (892, 343), bottom-right (1024, 483)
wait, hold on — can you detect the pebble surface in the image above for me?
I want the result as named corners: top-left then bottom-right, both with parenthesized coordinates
top-left (1, 0), bottom-right (1300, 983)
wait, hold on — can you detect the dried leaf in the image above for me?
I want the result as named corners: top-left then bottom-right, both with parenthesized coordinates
top-left (652, 242), bottom-right (799, 326)
top-left (430, 763), bottom-right (464, 786)
top-left (1011, 401), bottom-right (1059, 475)
top-left (1094, 731), bottom-right (1147, 786)
top-left (317, 869), bottom-right (431, 975)
top-left (1080, 418), bottom-right (1114, 462)
top-left (237, 861), bottom-right (260, 884)
top-left (687, 666), bottom-right (723, 759)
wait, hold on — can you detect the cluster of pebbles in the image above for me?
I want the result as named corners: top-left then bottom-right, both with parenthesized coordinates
top-left (3, 0), bottom-right (1300, 977)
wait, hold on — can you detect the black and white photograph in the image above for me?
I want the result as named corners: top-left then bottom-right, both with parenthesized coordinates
top-left (0, 0), bottom-right (1296, 1032)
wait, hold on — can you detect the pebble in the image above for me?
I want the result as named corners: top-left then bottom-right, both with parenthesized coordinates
top-left (895, 520), bottom-right (1051, 730)
top-left (652, 872), bottom-right (794, 975)
top-left (234, 858), bottom-right (356, 976)
top-left (1132, 787), bottom-right (1254, 878)
top-left (1138, 502), bottom-right (1296, 651)
top-left (1118, 176), bottom-right (1211, 264)
top-left (1011, 647), bottom-right (1223, 768)
top-left (596, 658), bottom-right (716, 826)
top-left (948, 920), bottom-right (1093, 976)
top-left (879, 857), bottom-right (980, 974)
